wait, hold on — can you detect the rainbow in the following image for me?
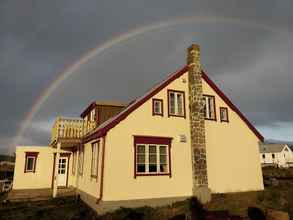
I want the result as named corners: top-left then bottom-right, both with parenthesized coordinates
top-left (12, 15), bottom-right (290, 149)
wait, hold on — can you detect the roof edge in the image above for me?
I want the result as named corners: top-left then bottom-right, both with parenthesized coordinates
top-left (83, 65), bottom-right (264, 142)
top-left (202, 71), bottom-right (264, 142)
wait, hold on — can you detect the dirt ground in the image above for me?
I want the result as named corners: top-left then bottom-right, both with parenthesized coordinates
top-left (0, 167), bottom-right (292, 219)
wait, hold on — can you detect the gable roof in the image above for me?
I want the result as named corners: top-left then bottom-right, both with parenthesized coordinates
top-left (259, 143), bottom-right (288, 153)
top-left (83, 66), bottom-right (264, 142)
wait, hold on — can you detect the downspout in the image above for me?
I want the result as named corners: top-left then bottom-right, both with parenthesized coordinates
top-left (96, 134), bottom-right (106, 204)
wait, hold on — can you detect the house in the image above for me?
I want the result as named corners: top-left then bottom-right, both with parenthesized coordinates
top-left (12, 44), bottom-right (264, 213)
top-left (259, 143), bottom-right (293, 168)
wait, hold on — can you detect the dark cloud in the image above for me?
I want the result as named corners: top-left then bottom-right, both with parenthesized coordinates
top-left (0, 0), bottom-right (292, 154)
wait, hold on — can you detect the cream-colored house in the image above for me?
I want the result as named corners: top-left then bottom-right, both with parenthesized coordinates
top-left (259, 143), bottom-right (293, 168)
top-left (12, 44), bottom-right (264, 213)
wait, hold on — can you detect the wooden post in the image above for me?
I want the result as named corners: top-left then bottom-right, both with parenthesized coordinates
top-left (53, 142), bottom-right (61, 198)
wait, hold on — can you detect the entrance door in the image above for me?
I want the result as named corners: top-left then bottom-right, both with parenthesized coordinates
top-left (57, 157), bottom-right (68, 187)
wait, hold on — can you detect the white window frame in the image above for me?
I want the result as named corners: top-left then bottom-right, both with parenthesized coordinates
top-left (136, 144), bottom-right (169, 174)
top-left (203, 95), bottom-right (216, 120)
top-left (25, 156), bottom-right (36, 172)
top-left (152, 99), bottom-right (163, 116)
top-left (90, 109), bottom-right (96, 122)
top-left (168, 90), bottom-right (185, 117)
top-left (220, 107), bottom-right (228, 122)
top-left (91, 141), bottom-right (99, 177)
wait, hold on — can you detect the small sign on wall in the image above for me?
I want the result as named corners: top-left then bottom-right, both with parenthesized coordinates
top-left (179, 134), bottom-right (187, 143)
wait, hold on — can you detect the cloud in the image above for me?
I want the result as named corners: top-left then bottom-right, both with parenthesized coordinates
top-left (0, 0), bottom-right (292, 153)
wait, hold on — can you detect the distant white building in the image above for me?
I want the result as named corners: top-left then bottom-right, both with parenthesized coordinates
top-left (259, 144), bottom-right (293, 168)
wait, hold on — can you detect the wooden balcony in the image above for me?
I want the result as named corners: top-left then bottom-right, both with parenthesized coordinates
top-left (50, 117), bottom-right (97, 148)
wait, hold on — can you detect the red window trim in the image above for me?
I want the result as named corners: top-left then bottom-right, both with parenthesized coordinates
top-left (152, 98), bottom-right (163, 116)
top-left (203, 94), bottom-right (217, 121)
top-left (90, 141), bottom-right (100, 179)
top-left (133, 135), bottom-right (172, 178)
top-left (24, 152), bottom-right (39, 173)
top-left (220, 107), bottom-right (229, 122)
top-left (167, 89), bottom-right (186, 118)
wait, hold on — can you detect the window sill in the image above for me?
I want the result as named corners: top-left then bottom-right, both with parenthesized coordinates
top-left (205, 118), bottom-right (217, 121)
top-left (153, 113), bottom-right (164, 117)
top-left (168, 114), bottom-right (186, 118)
top-left (135, 173), bottom-right (171, 177)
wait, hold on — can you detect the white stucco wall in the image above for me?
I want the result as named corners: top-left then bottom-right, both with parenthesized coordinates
top-left (203, 80), bottom-right (264, 193)
top-left (13, 146), bottom-right (54, 189)
top-left (102, 72), bottom-right (193, 201)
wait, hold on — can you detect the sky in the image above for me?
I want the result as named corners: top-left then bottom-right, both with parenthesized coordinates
top-left (0, 0), bottom-right (292, 154)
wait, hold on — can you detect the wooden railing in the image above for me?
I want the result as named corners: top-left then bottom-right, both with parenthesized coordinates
top-left (50, 117), bottom-right (97, 145)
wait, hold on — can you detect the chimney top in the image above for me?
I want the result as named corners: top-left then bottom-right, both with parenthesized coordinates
top-left (188, 44), bottom-right (200, 52)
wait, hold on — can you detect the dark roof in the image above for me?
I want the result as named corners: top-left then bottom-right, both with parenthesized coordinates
top-left (84, 66), bottom-right (264, 142)
top-left (80, 101), bottom-right (126, 118)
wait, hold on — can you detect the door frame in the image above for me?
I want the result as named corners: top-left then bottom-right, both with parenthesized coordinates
top-left (51, 153), bottom-right (70, 188)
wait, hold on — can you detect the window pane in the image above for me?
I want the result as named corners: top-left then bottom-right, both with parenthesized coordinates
top-left (149, 164), bottom-right (157, 172)
top-left (169, 93), bottom-right (175, 114)
top-left (160, 164), bottom-right (168, 172)
top-left (26, 158), bottom-right (34, 171)
top-left (159, 146), bottom-right (167, 154)
top-left (137, 145), bottom-right (145, 153)
top-left (177, 94), bottom-right (183, 115)
top-left (149, 154), bottom-right (157, 163)
top-left (137, 164), bottom-right (145, 173)
top-left (149, 145), bottom-right (156, 153)
top-left (203, 97), bottom-right (208, 118)
top-left (154, 101), bottom-right (161, 114)
top-left (160, 155), bottom-right (167, 163)
top-left (209, 97), bottom-right (215, 119)
top-left (137, 155), bottom-right (145, 163)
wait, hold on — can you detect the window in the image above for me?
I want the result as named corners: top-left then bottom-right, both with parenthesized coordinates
top-left (134, 136), bottom-right (172, 178)
top-left (24, 152), bottom-right (38, 173)
top-left (72, 151), bottom-right (77, 175)
top-left (168, 90), bottom-right (185, 117)
top-left (90, 109), bottom-right (96, 122)
top-left (91, 141), bottom-right (100, 177)
top-left (262, 154), bottom-right (265, 159)
top-left (152, 99), bottom-right (163, 116)
top-left (220, 107), bottom-right (229, 122)
top-left (78, 145), bottom-right (84, 175)
top-left (136, 144), bottom-right (169, 175)
top-left (272, 153), bottom-right (275, 159)
top-left (203, 95), bottom-right (216, 120)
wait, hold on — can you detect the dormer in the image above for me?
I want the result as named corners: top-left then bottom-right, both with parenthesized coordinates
top-left (80, 101), bottom-right (126, 126)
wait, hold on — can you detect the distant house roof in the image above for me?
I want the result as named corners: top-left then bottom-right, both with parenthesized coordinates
top-left (259, 143), bottom-right (288, 153)
top-left (83, 66), bottom-right (264, 143)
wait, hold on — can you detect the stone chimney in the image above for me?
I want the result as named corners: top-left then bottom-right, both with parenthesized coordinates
top-left (187, 44), bottom-right (211, 203)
